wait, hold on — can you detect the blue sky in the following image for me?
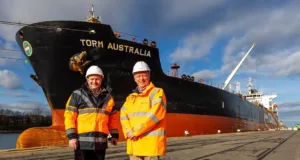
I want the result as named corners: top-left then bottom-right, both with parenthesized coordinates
top-left (0, 0), bottom-right (299, 126)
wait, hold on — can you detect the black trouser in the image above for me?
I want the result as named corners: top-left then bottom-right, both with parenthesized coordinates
top-left (74, 149), bottom-right (106, 160)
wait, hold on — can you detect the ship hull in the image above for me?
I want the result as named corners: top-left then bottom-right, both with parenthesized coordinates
top-left (15, 21), bottom-right (278, 148)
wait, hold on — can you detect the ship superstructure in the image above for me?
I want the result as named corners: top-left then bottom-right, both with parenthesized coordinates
top-left (244, 78), bottom-right (278, 114)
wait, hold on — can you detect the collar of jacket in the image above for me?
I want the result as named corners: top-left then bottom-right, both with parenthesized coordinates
top-left (132, 82), bottom-right (155, 96)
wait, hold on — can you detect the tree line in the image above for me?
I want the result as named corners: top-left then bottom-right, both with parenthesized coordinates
top-left (0, 107), bottom-right (52, 133)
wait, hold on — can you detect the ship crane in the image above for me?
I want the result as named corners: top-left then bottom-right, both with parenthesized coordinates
top-left (222, 42), bottom-right (256, 90)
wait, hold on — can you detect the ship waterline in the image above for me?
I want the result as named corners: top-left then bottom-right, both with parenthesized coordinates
top-left (16, 111), bottom-right (275, 148)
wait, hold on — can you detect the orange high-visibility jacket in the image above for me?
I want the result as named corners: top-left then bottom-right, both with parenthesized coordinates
top-left (64, 83), bottom-right (119, 150)
top-left (120, 82), bottom-right (167, 156)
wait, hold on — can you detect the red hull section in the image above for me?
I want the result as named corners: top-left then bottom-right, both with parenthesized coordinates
top-left (16, 110), bottom-right (275, 148)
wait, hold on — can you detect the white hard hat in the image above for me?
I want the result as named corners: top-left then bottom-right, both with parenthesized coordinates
top-left (132, 61), bottom-right (151, 74)
top-left (86, 65), bottom-right (104, 78)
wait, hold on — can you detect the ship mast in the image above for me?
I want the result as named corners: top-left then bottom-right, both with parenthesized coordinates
top-left (248, 78), bottom-right (253, 94)
top-left (222, 42), bottom-right (256, 90)
top-left (86, 5), bottom-right (101, 23)
top-left (171, 63), bottom-right (180, 78)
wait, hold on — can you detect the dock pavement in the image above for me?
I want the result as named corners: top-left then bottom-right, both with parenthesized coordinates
top-left (0, 130), bottom-right (299, 160)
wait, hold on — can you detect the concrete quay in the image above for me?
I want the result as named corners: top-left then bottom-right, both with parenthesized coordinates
top-left (0, 130), bottom-right (299, 160)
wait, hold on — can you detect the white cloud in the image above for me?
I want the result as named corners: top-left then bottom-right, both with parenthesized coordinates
top-left (192, 70), bottom-right (218, 80)
top-left (168, 1), bottom-right (300, 77)
top-left (0, 101), bottom-right (50, 115)
top-left (0, 70), bottom-right (22, 89)
top-left (0, 0), bottom-right (139, 67)
top-left (279, 106), bottom-right (300, 112)
top-left (0, 39), bottom-right (24, 66)
top-left (272, 51), bottom-right (300, 76)
top-left (278, 101), bottom-right (300, 107)
top-left (170, 31), bottom-right (218, 62)
top-left (0, 92), bottom-right (28, 97)
top-left (277, 101), bottom-right (300, 113)
top-left (163, 0), bottom-right (230, 26)
top-left (28, 87), bottom-right (41, 94)
top-left (0, 0), bottom-right (136, 42)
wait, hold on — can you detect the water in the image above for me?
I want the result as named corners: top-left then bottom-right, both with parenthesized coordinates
top-left (0, 133), bottom-right (20, 150)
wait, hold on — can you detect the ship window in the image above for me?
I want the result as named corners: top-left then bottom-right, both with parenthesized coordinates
top-left (222, 102), bottom-right (224, 108)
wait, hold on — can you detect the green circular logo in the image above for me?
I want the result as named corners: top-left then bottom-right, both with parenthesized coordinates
top-left (23, 41), bottom-right (32, 57)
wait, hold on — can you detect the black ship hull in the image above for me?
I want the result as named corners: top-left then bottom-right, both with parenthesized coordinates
top-left (15, 21), bottom-right (278, 148)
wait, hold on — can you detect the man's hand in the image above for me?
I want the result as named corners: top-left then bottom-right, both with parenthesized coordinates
top-left (110, 138), bottom-right (118, 146)
top-left (69, 139), bottom-right (78, 150)
top-left (126, 128), bottom-right (135, 139)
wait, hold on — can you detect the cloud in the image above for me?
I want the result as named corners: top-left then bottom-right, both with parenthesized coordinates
top-left (0, 0), bottom-right (137, 42)
top-left (278, 101), bottom-right (300, 108)
top-left (279, 114), bottom-right (300, 127)
top-left (276, 101), bottom-right (300, 126)
top-left (0, 0), bottom-right (143, 67)
top-left (0, 70), bottom-right (22, 89)
top-left (163, 0), bottom-right (229, 25)
top-left (167, 0), bottom-right (300, 77)
top-left (272, 51), bottom-right (300, 76)
top-left (169, 31), bottom-right (219, 62)
top-left (0, 38), bottom-right (24, 67)
top-left (0, 101), bottom-right (50, 115)
top-left (28, 87), bottom-right (41, 94)
top-left (279, 106), bottom-right (300, 112)
top-left (0, 92), bottom-right (29, 98)
top-left (192, 70), bottom-right (218, 80)
top-left (277, 101), bottom-right (300, 112)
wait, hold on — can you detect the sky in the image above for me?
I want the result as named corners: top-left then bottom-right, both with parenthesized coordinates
top-left (0, 0), bottom-right (299, 127)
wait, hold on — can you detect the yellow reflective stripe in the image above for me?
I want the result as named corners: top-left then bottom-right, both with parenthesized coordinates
top-left (121, 106), bottom-right (126, 111)
top-left (120, 116), bottom-right (129, 120)
top-left (79, 137), bottom-right (107, 142)
top-left (109, 129), bottom-right (118, 134)
top-left (149, 88), bottom-right (159, 101)
top-left (151, 98), bottom-right (167, 110)
top-left (142, 130), bottom-right (166, 136)
top-left (74, 90), bottom-right (94, 108)
top-left (66, 128), bottom-right (76, 135)
top-left (127, 112), bottom-right (159, 124)
top-left (66, 106), bottom-right (78, 113)
top-left (78, 109), bottom-right (110, 115)
top-left (146, 112), bottom-right (159, 123)
top-left (128, 112), bottom-right (148, 117)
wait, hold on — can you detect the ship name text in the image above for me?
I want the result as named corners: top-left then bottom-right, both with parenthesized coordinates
top-left (80, 39), bottom-right (151, 57)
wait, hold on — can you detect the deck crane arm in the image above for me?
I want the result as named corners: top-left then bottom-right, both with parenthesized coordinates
top-left (222, 42), bottom-right (256, 90)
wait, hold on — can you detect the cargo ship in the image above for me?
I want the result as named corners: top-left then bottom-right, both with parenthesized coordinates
top-left (15, 6), bottom-right (279, 148)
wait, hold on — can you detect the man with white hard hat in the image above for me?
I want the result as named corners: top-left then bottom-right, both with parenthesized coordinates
top-left (120, 61), bottom-right (167, 160)
top-left (64, 65), bottom-right (119, 160)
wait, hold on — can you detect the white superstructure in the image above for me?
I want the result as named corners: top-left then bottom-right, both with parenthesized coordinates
top-left (243, 78), bottom-right (278, 115)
